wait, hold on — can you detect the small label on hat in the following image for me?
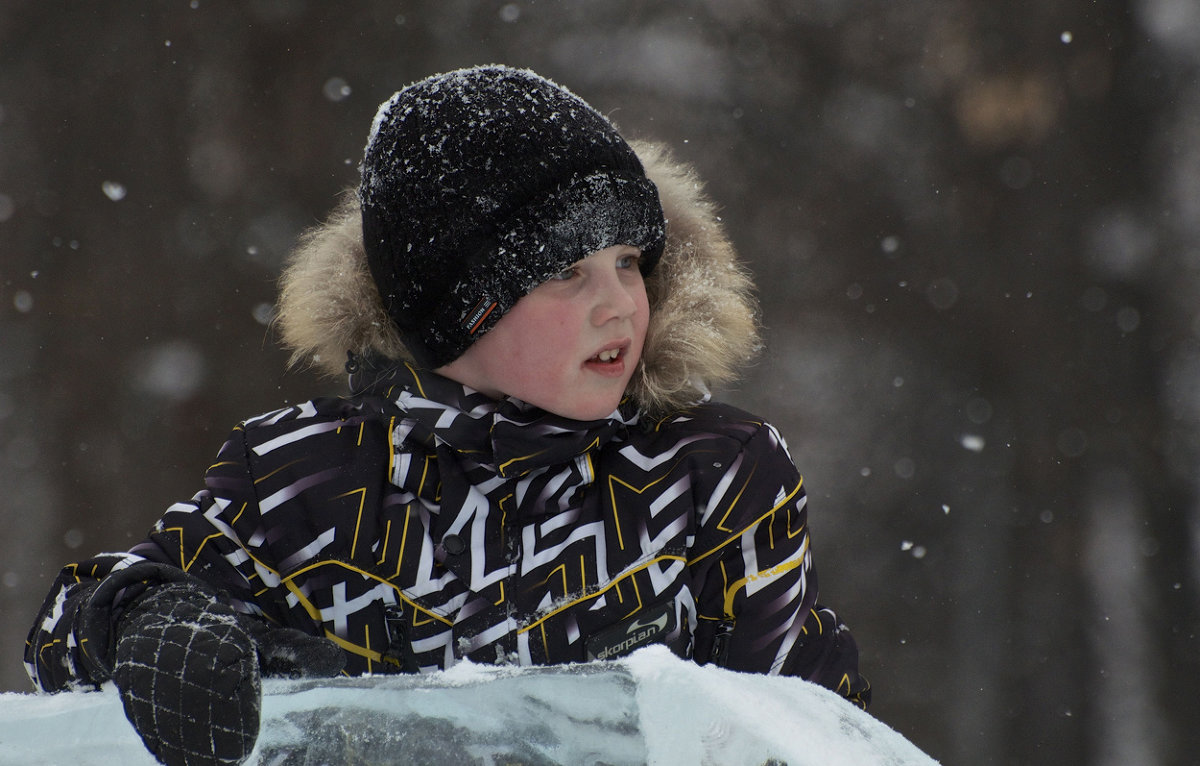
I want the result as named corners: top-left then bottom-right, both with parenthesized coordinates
top-left (464, 297), bottom-right (499, 335)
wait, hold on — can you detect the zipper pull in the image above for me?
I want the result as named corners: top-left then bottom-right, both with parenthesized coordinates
top-left (381, 603), bottom-right (419, 672)
top-left (709, 619), bottom-right (734, 666)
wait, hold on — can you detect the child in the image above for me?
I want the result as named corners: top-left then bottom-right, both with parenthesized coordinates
top-left (25, 65), bottom-right (870, 766)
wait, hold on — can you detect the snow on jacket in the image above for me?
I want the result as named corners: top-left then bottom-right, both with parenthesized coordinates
top-left (26, 363), bottom-right (868, 706)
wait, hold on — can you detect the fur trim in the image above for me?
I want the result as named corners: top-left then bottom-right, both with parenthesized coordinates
top-left (626, 141), bottom-right (760, 413)
top-left (275, 193), bottom-right (409, 372)
top-left (274, 140), bottom-right (760, 416)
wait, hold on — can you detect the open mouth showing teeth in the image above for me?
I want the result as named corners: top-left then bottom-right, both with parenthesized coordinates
top-left (595, 348), bottom-right (621, 363)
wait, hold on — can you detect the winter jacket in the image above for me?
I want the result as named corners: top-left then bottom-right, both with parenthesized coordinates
top-left (26, 363), bottom-right (869, 707)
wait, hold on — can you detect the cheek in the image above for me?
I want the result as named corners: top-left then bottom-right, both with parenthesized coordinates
top-left (632, 288), bottom-right (651, 346)
top-left (513, 337), bottom-right (567, 375)
top-left (496, 305), bottom-right (582, 375)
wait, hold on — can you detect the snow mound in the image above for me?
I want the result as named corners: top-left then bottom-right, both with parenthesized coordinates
top-left (0, 646), bottom-right (936, 765)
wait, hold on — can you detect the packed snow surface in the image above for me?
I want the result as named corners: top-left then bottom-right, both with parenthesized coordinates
top-left (0, 646), bottom-right (937, 765)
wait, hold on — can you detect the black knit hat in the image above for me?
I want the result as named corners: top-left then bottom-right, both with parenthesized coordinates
top-left (359, 65), bottom-right (666, 369)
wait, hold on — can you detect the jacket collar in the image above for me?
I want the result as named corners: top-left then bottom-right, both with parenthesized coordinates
top-left (350, 358), bottom-right (636, 478)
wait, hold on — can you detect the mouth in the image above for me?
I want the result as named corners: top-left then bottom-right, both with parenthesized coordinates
top-left (585, 341), bottom-right (631, 372)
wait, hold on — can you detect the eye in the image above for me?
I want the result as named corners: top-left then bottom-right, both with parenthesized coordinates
top-left (550, 265), bottom-right (578, 281)
top-left (616, 252), bottom-right (642, 270)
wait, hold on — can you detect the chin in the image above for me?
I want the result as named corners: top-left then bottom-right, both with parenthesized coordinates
top-left (556, 397), bottom-right (624, 422)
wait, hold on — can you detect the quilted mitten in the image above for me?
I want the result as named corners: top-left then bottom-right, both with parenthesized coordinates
top-left (86, 570), bottom-right (344, 766)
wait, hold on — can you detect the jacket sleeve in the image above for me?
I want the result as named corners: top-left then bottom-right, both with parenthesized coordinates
top-left (24, 428), bottom-right (265, 693)
top-left (688, 419), bottom-right (871, 709)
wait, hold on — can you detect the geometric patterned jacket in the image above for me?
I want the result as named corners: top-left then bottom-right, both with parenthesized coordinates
top-left (25, 363), bottom-right (870, 708)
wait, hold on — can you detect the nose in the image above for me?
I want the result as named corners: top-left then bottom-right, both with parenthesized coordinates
top-left (590, 267), bottom-right (639, 326)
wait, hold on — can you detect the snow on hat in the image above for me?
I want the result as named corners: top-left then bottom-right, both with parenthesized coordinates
top-left (359, 65), bottom-right (666, 369)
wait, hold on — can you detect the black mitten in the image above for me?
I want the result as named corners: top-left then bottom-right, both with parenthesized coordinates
top-left (113, 582), bottom-right (262, 766)
top-left (239, 618), bottom-right (347, 679)
top-left (104, 576), bottom-right (344, 766)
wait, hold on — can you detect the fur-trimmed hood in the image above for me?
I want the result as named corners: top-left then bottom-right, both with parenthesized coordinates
top-left (275, 141), bottom-right (760, 417)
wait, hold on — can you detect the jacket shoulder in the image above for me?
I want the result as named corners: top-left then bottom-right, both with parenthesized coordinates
top-left (235, 395), bottom-right (391, 445)
top-left (207, 396), bottom-right (395, 570)
top-left (226, 395), bottom-right (394, 497)
top-left (641, 400), bottom-right (775, 448)
top-left (240, 395), bottom-right (370, 429)
top-left (619, 400), bottom-right (797, 483)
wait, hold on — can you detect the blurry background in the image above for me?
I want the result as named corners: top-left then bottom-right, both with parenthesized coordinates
top-left (2, 1), bottom-right (1198, 764)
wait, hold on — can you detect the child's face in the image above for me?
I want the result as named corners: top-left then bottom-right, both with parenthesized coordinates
top-left (437, 245), bottom-right (650, 421)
